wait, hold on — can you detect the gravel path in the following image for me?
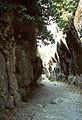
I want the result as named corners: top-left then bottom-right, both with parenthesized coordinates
top-left (11, 75), bottom-right (82, 120)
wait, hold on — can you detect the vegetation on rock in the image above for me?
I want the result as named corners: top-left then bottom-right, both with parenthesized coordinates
top-left (52, 0), bottom-right (78, 32)
top-left (0, 0), bottom-right (55, 44)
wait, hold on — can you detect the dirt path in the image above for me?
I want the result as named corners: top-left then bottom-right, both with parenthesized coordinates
top-left (11, 75), bottom-right (82, 120)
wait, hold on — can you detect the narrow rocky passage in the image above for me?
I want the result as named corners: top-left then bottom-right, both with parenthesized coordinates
top-left (11, 75), bottom-right (82, 120)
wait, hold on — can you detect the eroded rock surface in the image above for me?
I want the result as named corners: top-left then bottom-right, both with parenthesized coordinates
top-left (0, 5), bottom-right (42, 109)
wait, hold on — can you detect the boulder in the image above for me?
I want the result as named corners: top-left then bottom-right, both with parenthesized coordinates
top-left (32, 56), bottom-right (43, 86)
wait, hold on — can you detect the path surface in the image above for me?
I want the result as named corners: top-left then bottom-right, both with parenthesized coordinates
top-left (12, 75), bottom-right (82, 120)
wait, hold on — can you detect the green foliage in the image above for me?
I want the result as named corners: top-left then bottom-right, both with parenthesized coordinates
top-left (37, 26), bottom-right (55, 44)
top-left (0, 2), bottom-right (9, 13)
top-left (0, 1), bottom-right (14, 13)
top-left (38, 0), bottom-right (55, 23)
top-left (17, 0), bottom-right (55, 43)
top-left (0, 0), bottom-right (55, 43)
top-left (0, 0), bottom-right (79, 39)
top-left (17, 5), bottom-right (35, 22)
top-left (52, 0), bottom-right (78, 31)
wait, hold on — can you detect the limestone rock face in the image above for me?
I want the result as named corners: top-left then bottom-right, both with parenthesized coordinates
top-left (0, 52), bottom-right (8, 109)
top-left (74, 0), bottom-right (82, 40)
top-left (53, 63), bottom-right (62, 81)
top-left (32, 56), bottom-right (43, 86)
top-left (56, 19), bottom-right (82, 87)
top-left (0, 7), bottom-right (40, 109)
top-left (57, 41), bottom-right (71, 78)
top-left (65, 26), bottom-right (80, 75)
top-left (74, 0), bottom-right (82, 74)
top-left (64, 0), bottom-right (82, 86)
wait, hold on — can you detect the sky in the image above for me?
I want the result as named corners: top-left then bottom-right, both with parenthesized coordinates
top-left (38, 21), bottom-right (58, 66)
top-left (47, 21), bottom-right (58, 39)
top-left (38, 21), bottom-right (68, 67)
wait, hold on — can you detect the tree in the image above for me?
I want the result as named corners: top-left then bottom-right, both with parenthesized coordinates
top-left (0, 0), bottom-right (78, 44)
top-left (0, 0), bottom-right (55, 44)
top-left (52, 0), bottom-right (78, 32)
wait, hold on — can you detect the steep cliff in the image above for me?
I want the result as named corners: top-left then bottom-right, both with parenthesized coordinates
top-left (0, 4), bottom-right (43, 109)
top-left (74, 0), bottom-right (82, 74)
top-left (55, 0), bottom-right (82, 87)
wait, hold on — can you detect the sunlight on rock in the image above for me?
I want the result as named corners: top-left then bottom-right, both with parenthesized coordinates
top-left (37, 21), bottom-right (69, 69)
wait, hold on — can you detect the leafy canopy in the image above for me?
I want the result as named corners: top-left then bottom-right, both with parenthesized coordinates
top-left (52, 0), bottom-right (78, 31)
top-left (0, 0), bottom-right (55, 44)
top-left (0, 0), bottom-right (79, 43)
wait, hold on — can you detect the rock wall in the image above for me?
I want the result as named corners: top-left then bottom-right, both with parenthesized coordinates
top-left (51, 0), bottom-right (82, 87)
top-left (57, 41), bottom-right (71, 78)
top-left (55, 1), bottom-right (82, 88)
top-left (73, 0), bottom-right (82, 89)
top-left (0, 8), bottom-right (43, 109)
top-left (0, 52), bottom-right (8, 109)
top-left (74, 0), bottom-right (82, 74)
top-left (65, 25), bottom-right (80, 75)
top-left (74, 0), bottom-right (82, 40)
top-left (55, 25), bottom-right (82, 85)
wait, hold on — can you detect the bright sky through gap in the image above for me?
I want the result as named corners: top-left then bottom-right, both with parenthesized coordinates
top-left (47, 21), bottom-right (69, 50)
top-left (39, 21), bottom-right (63, 66)
top-left (38, 21), bottom-right (58, 66)
top-left (38, 21), bottom-right (69, 67)
top-left (47, 21), bottom-right (58, 39)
